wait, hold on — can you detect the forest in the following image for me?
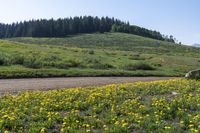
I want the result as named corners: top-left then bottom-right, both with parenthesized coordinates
top-left (0, 16), bottom-right (176, 42)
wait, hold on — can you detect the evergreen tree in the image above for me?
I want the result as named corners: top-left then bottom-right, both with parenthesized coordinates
top-left (0, 16), bottom-right (176, 43)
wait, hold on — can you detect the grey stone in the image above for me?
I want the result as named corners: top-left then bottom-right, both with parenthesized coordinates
top-left (185, 69), bottom-right (200, 79)
top-left (171, 91), bottom-right (179, 95)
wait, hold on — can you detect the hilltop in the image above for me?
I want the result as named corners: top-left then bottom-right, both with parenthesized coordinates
top-left (0, 16), bottom-right (176, 43)
top-left (0, 32), bottom-right (198, 78)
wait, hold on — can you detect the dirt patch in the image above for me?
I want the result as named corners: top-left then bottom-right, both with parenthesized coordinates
top-left (0, 77), bottom-right (177, 95)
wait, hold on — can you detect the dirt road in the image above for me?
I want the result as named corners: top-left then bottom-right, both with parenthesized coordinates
top-left (0, 77), bottom-right (177, 95)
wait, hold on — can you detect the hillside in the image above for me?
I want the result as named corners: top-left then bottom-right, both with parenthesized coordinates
top-left (0, 32), bottom-right (199, 78)
top-left (8, 33), bottom-right (199, 56)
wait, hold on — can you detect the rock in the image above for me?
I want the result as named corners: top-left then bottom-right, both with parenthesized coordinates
top-left (171, 91), bottom-right (179, 95)
top-left (185, 69), bottom-right (200, 79)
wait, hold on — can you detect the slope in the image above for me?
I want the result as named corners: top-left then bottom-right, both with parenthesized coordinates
top-left (0, 32), bottom-right (199, 78)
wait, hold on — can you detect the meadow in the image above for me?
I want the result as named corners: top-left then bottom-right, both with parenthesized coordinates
top-left (0, 32), bottom-right (199, 78)
top-left (0, 79), bottom-right (199, 132)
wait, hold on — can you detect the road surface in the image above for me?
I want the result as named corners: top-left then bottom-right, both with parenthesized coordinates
top-left (0, 77), bottom-right (177, 95)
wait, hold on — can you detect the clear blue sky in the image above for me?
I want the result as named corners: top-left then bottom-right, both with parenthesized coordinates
top-left (0, 0), bottom-right (200, 45)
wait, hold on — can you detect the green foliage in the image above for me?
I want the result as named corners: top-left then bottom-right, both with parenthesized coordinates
top-left (123, 62), bottom-right (155, 71)
top-left (0, 52), bottom-right (11, 65)
top-left (82, 49), bottom-right (95, 55)
top-left (0, 32), bottom-right (199, 78)
top-left (53, 60), bottom-right (82, 69)
top-left (111, 24), bottom-right (174, 42)
top-left (128, 53), bottom-right (146, 60)
top-left (0, 52), bottom-right (6, 65)
top-left (89, 63), bottom-right (114, 69)
top-left (0, 16), bottom-right (124, 38)
top-left (88, 50), bottom-right (95, 55)
top-left (23, 58), bottom-right (42, 69)
top-left (11, 53), bottom-right (25, 65)
top-left (112, 24), bottom-right (176, 43)
top-left (10, 33), bottom-right (199, 57)
top-left (0, 16), bottom-right (177, 43)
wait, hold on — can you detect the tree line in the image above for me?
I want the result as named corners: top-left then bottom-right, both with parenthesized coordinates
top-left (111, 24), bottom-right (176, 43)
top-left (0, 16), bottom-right (176, 43)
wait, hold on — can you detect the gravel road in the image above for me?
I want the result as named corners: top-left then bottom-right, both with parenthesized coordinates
top-left (0, 77), bottom-right (177, 95)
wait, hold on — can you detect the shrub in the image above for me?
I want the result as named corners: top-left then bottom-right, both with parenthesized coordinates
top-left (111, 52), bottom-right (117, 55)
top-left (42, 54), bottom-right (61, 62)
top-left (0, 56), bottom-right (6, 65)
top-left (0, 52), bottom-right (11, 66)
top-left (23, 55), bottom-right (43, 69)
top-left (53, 62), bottom-right (70, 69)
top-left (88, 50), bottom-right (95, 55)
top-left (152, 63), bottom-right (162, 67)
top-left (123, 62), bottom-right (155, 71)
top-left (90, 63), bottom-right (114, 69)
top-left (53, 60), bottom-right (81, 69)
top-left (84, 57), bottom-right (100, 64)
top-left (66, 59), bottom-right (81, 67)
top-left (82, 49), bottom-right (95, 55)
top-left (129, 54), bottom-right (145, 60)
top-left (11, 54), bottom-right (25, 65)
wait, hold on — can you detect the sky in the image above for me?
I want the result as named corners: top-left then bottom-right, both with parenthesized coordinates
top-left (0, 0), bottom-right (200, 45)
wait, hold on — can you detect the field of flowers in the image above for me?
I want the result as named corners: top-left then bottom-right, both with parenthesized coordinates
top-left (0, 79), bottom-right (200, 133)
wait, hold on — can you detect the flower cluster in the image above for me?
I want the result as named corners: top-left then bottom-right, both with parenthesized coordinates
top-left (0, 79), bottom-right (199, 132)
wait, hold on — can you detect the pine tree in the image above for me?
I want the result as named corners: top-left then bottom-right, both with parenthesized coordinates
top-left (0, 16), bottom-right (176, 43)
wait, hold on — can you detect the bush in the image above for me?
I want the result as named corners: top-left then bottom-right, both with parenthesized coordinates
top-left (0, 52), bottom-right (12, 66)
top-left (88, 50), bottom-right (95, 55)
top-left (23, 55), bottom-right (43, 69)
top-left (53, 62), bottom-right (70, 69)
top-left (82, 49), bottom-right (95, 55)
top-left (53, 60), bottom-right (81, 69)
top-left (11, 54), bottom-right (25, 65)
top-left (66, 59), bottom-right (81, 67)
top-left (152, 62), bottom-right (162, 67)
top-left (0, 56), bottom-right (6, 65)
top-left (42, 54), bottom-right (61, 62)
top-left (129, 54), bottom-right (145, 60)
top-left (84, 57), bottom-right (100, 64)
top-left (123, 62), bottom-right (155, 71)
top-left (90, 63), bottom-right (114, 69)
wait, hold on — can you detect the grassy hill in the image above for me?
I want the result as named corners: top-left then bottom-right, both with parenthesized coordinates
top-left (0, 32), bottom-right (199, 78)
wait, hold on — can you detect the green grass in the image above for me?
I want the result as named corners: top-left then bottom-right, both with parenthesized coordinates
top-left (0, 32), bottom-right (199, 78)
top-left (8, 32), bottom-right (200, 57)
